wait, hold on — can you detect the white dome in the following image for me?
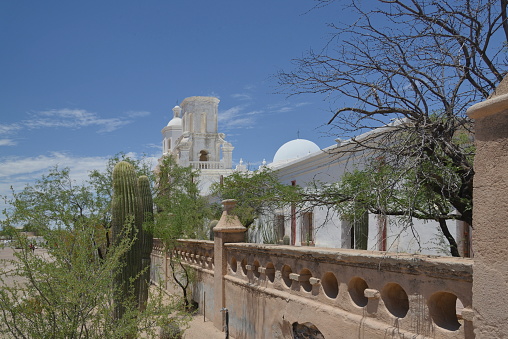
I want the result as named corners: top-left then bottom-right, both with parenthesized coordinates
top-left (272, 139), bottom-right (320, 164)
top-left (167, 117), bottom-right (182, 127)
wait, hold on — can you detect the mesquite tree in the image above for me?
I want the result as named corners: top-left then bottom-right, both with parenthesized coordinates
top-left (278, 0), bottom-right (508, 255)
top-left (0, 164), bottom-right (185, 338)
top-left (153, 155), bottom-right (211, 309)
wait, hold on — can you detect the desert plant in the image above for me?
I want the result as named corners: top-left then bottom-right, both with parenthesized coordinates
top-left (138, 175), bottom-right (154, 311)
top-left (111, 161), bottom-right (143, 321)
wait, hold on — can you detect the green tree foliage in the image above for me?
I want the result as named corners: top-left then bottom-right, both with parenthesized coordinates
top-left (153, 155), bottom-right (212, 309)
top-left (210, 168), bottom-right (301, 228)
top-left (278, 0), bottom-right (508, 253)
top-left (153, 156), bottom-right (211, 244)
top-left (311, 157), bottom-right (463, 255)
top-left (0, 162), bottom-right (188, 338)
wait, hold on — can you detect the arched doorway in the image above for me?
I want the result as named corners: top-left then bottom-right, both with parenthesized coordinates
top-left (199, 150), bottom-right (209, 161)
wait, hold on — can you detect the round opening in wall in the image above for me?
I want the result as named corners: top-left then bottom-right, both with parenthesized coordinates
top-left (281, 265), bottom-right (292, 288)
top-left (348, 276), bottom-right (369, 307)
top-left (241, 258), bottom-right (248, 276)
top-left (266, 262), bottom-right (275, 283)
top-left (428, 292), bottom-right (461, 331)
top-left (382, 283), bottom-right (409, 318)
top-left (230, 257), bottom-right (237, 273)
top-left (322, 272), bottom-right (339, 299)
top-left (299, 268), bottom-right (313, 292)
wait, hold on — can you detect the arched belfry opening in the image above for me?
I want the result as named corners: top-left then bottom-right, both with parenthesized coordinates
top-left (162, 96), bottom-right (233, 170)
top-left (199, 150), bottom-right (209, 162)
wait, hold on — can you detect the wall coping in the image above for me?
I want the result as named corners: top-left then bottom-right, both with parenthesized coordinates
top-left (177, 239), bottom-right (214, 246)
top-left (224, 243), bottom-right (472, 281)
top-left (467, 92), bottom-right (508, 119)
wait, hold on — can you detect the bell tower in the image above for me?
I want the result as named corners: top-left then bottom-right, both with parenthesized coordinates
top-left (172, 96), bottom-right (234, 170)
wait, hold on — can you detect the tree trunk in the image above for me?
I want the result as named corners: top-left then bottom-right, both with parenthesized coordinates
top-left (438, 218), bottom-right (460, 257)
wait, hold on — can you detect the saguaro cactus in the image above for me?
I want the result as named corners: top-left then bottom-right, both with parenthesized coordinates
top-left (111, 161), bottom-right (143, 321)
top-left (137, 175), bottom-right (153, 311)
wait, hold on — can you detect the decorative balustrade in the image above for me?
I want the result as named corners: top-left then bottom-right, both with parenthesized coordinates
top-left (223, 243), bottom-right (473, 338)
top-left (173, 239), bottom-right (215, 271)
top-left (188, 161), bottom-right (224, 170)
top-left (151, 238), bottom-right (473, 338)
top-left (150, 239), bottom-right (214, 287)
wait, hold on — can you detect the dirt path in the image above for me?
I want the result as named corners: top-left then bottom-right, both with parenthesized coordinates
top-left (182, 314), bottom-right (233, 339)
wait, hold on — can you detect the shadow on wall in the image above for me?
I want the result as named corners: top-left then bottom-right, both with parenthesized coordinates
top-left (292, 322), bottom-right (325, 339)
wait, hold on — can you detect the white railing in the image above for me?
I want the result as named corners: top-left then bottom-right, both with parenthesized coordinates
top-left (189, 161), bottom-right (225, 170)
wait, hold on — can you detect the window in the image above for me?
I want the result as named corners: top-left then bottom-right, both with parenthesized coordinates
top-left (341, 212), bottom-right (369, 250)
top-left (301, 212), bottom-right (314, 246)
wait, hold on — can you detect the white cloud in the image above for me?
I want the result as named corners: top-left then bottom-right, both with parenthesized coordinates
top-left (25, 109), bottom-right (132, 133)
top-left (1, 108), bottom-right (150, 141)
top-left (266, 101), bottom-right (311, 114)
top-left (126, 111), bottom-right (151, 118)
top-left (0, 152), bottom-right (160, 220)
top-left (218, 106), bottom-right (243, 122)
top-left (145, 143), bottom-right (163, 151)
top-left (0, 139), bottom-right (17, 146)
top-left (0, 123), bottom-right (22, 136)
top-left (246, 110), bottom-right (263, 116)
top-left (218, 105), bottom-right (262, 130)
top-left (0, 153), bottom-right (107, 181)
top-left (231, 93), bottom-right (252, 101)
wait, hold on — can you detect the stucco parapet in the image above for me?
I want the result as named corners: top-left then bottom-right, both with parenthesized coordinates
top-left (467, 92), bottom-right (508, 120)
top-left (176, 239), bottom-right (214, 250)
top-left (224, 243), bottom-right (472, 281)
top-left (224, 274), bottom-right (443, 339)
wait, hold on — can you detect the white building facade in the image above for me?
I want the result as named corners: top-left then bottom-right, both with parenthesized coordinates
top-left (160, 97), bottom-right (469, 256)
top-left (161, 96), bottom-right (234, 194)
top-left (255, 133), bottom-right (470, 256)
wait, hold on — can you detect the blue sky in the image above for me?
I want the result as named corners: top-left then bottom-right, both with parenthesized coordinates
top-left (1, 1), bottom-right (345, 205)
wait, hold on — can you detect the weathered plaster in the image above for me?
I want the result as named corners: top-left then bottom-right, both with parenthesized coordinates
top-left (468, 82), bottom-right (508, 338)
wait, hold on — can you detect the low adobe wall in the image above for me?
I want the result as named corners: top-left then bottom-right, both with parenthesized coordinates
top-left (152, 238), bottom-right (473, 339)
top-left (467, 79), bottom-right (508, 338)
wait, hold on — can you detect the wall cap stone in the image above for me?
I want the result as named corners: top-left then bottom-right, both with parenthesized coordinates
top-left (224, 243), bottom-right (472, 281)
top-left (467, 92), bottom-right (508, 120)
top-left (309, 277), bottom-right (321, 285)
top-left (364, 288), bottom-right (380, 299)
top-left (461, 308), bottom-right (474, 322)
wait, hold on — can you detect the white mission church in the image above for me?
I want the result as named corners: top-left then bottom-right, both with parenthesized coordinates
top-left (161, 96), bottom-right (471, 257)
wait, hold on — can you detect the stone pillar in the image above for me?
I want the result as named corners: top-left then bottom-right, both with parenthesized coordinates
top-left (467, 77), bottom-right (508, 338)
top-left (212, 199), bottom-right (246, 331)
top-left (222, 143), bottom-right (234, 169)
